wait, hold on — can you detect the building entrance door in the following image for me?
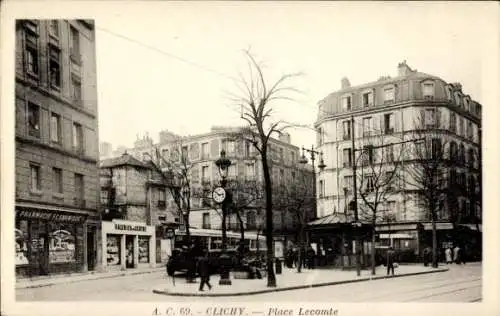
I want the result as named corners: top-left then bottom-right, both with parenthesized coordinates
top-left (125, 236), bottom-right (135, 268)
top-left (87, 229), bottom-right (95, 271)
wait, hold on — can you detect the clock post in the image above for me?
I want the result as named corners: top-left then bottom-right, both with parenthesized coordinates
top-left (214, 150), bottom-right (233, 286)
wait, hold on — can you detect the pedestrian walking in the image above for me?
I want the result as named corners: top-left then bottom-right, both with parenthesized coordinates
top-left (386, 247), bottom-right (396, 276)
top-left (453, 245), bottom-right (461, 264)
top-left (423, 246), bottom-right (430, 267)
top-left (445, 246), bottom-right (453, 264)
top-left (197, 250), bottom-right (212, 292)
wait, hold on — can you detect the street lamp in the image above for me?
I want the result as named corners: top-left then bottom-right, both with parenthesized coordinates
top-left (299, 146), bottom-right (325, 255)
top-left (214, 150), bottom-right (232, 285)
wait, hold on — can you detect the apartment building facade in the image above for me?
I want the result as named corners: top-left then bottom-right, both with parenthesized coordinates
top-left (313, 61), bottom-right (482, 259)
top-left (15, 20), bottom-right (101, 277)
top-left (99, 153), bottom-right (179, 268)
top-left (104, 126), bottom-right (316, 253)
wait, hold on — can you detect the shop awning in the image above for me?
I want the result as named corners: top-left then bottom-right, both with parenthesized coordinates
top-left (423, 222), bottom-right (454, 230)
top-left (375, 223), bottom-right (419, 232)
top-left (307, 213), bottom-right (357, 226)
top-left (459, 224), bottom-right (482, 232)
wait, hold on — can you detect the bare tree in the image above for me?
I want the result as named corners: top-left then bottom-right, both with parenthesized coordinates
top-left (403, 115), bottom-right (449, 268)
top-left (147, 138), bottom-right (194, 243)
top-left (273, 168), bottom-right (315, 273)
top-left (356, 137), bottom-right (404, 275)
top-left (229, 49), bottom-right (302, 287)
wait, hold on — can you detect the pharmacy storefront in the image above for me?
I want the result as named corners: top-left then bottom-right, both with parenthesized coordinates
top-left (101, 219), bottom-right (156, 270)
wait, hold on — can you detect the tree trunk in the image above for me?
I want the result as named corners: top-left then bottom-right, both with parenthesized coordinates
top-left (371, 226), bottom-right (376, 275)
top-left (261, 154), bottom-right (276, 287)
top-left (183, 213), bottom-right (190, 243)
top-left (297, 225), bottom-right (304, 273)
top-left (237, 211), bottom-right (245, 257)
top-left (431, 219), bottom-right (438, 268)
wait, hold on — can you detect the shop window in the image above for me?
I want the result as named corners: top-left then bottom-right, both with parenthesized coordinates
top-left (15, 219), bottom-right (29, 266)
top-left (106, 234), bottom-right (121, 265)
top-left (49, 223), bottom-right (76, 263)
top-left (138, 236), bottom-right (150, 263)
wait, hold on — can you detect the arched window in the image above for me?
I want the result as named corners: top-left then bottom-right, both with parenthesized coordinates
top-left (449, 141), bottom-right (458, 161)
top-left (459, 143), bottom-right (465, 165)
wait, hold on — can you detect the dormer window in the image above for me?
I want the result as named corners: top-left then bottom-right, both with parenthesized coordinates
top-left (341, 95), bottom-right (352, 111)
top-left (464, 97), bottom-right (471, 111)
top-left (422, 81), bottom-right (435, 100)
top-left (384, 87), bottom-right (395, 103)
top-left (454, 92), bottom-right (462, 107)
top-left (446, 86), bottom-right (453, 101)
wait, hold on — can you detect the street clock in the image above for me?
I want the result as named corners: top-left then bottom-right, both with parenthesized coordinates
top-left (212, 187), bottom-right (227, 203)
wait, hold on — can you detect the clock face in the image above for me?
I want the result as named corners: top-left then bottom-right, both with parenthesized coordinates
top-left (212, 187), bottom-right (226, 203)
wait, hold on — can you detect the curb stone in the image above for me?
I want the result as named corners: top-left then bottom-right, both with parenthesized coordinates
top-left (16, 268), bottom-right (165, 290)
top-left (152, 268), bottom-right (449, 297)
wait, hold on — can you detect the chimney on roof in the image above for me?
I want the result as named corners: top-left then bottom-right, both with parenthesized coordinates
top-left (341, 77), bottom-right (351, 89)
top-left (452, 82), bottom-right (463, 91)
top-left (397, 60), bottom-right (413, 77)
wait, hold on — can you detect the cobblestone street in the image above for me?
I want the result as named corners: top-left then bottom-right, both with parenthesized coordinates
top-left (16, 263), bottom-right (481, 302)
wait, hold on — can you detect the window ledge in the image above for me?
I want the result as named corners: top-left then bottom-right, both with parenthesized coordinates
top-left (52, 192), bottom-right (64, 199)
top-left (30, 189), bottom-right (43, 196)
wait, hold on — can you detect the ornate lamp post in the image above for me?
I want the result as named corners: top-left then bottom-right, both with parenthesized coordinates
top-left (299, 146), bottom-right (326, 215)
top-left (299, 146), bottom-right (325, 258)
top-left (214, 150), bottom-right (232, 285)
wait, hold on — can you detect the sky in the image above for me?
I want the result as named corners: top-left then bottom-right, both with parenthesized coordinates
top-left (92, 2), bottom-right (494, 151)
top-left (93, 2), bottom-right (493, 151)
top-left (12, 1), bottom-right (496, 151)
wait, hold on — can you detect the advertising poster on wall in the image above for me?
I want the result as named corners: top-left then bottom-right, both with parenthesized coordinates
top-left (49, 229), bottom-right (76, 263)
top-left (15, 228), bottom-right (29, 265)
top-left (138, 236), bottom-right (149, 263)
top-left (107, 235), bottom-right (121, 265)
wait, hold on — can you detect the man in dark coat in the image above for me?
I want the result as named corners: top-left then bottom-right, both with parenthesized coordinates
top-left (197, 250), bottom-right (212, 291)
top-left (386, 247), bottom-right (396, 276)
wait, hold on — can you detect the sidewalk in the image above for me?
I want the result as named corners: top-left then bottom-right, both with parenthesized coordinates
top-left (16, 266), bottom-right (165, 289)
top-left (153, 265), bottom-right (448, 297)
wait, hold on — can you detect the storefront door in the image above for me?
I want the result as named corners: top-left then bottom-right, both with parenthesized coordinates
top-left (125, 236), bottom-right (135, 268)
top-left (87, 230), bottom-right (95, 271)
top-left (32, 220), bottom-right (50, 275)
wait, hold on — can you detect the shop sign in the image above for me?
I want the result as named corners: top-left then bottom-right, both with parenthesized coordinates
top-left (17, 209), bottom-right (86, 223)
top-left (114, 223), bottom-right (147, 232)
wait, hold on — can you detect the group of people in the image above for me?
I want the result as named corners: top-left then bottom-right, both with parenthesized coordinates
top-left (445, 245), bottom-right (465, 265)
top-left (422, 244), bottom-right (466, 266)
top-left (284, 245), bottom-right (316, 269)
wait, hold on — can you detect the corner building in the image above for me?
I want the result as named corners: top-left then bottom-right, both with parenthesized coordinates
top-left (313, 61), bottom-right (482, 262)
top-left (15, 20), bottom-right (101, 276)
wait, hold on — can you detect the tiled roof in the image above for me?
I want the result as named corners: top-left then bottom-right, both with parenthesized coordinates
top-left (100, 152), bottom-right (149, 169)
